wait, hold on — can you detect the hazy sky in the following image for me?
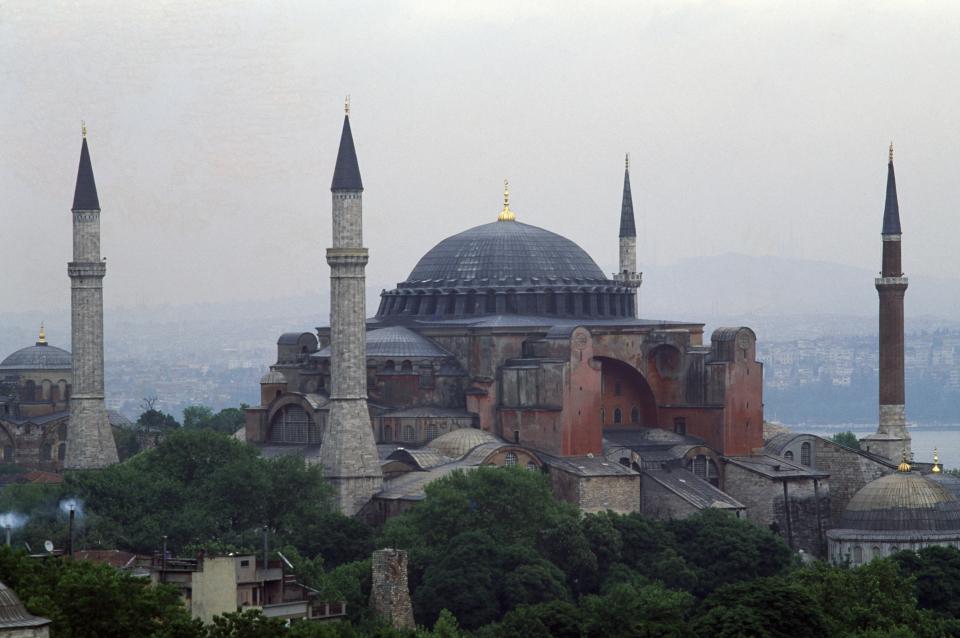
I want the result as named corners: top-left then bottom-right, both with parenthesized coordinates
top-left (2, 1), bottom-right (959, 315)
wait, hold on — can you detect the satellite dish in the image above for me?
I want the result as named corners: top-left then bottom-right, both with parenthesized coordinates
top-left (44, 540), bottom-right (54, 553)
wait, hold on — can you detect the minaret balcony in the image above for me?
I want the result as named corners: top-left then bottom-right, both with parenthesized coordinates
top-left (875, 276), bottom-right (908, 286)
top-left (613, 272), bottom-right (643, 287)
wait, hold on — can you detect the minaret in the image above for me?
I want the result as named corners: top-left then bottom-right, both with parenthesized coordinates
top-left (318, 100), bottom-right (383, 515)
top-left (861, 143), bottom-right (910, 462)
top-left (65, 125), bottom-right (119, 469)
top-left (613, 153), bottom-right (642, 316)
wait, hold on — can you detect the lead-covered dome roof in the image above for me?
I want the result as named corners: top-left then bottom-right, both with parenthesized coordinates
top-left (0, 343), bottom-right (72, 371)
top-left (839, 471), bottom-right (960, 532)
top-left (404, 221), bottom-right (608, 288)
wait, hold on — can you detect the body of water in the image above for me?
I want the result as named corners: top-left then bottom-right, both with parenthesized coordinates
top-left (799, 426), bottom-right (960, 470)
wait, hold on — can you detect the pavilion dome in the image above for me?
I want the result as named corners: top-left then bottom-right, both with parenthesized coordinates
top-left (0, 343), bottom-right (72, 372)
top-left (839, 471), bottom-right (960, 532)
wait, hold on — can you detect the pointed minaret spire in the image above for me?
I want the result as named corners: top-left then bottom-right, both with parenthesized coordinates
top-left (72, 125), bottom-right (100, 211)
top-left (614, 153), bottom-right (642, 316)
top-left (619, 153), bottom-right (636, 238)
top-left (331, 99), bottom-right (363, 192)
top-left (882, 142), bottom-right (901, 235)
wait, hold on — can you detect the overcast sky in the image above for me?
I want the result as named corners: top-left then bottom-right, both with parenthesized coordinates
top-left (2, 1), bottom-right (958, 316)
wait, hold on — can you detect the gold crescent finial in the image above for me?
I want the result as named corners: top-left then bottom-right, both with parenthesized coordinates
top-left (81, 121), bottom-right (87, 139)
top-left (898, 449), bottom-right (911, 473)
top-left (344, 95), bottom-right (351, 116)
top-left (933, 448), bottom-right (942, 474)
top-left (889, 141), bottom-right (894, 162)
top-left (626, 152), bottom-right (630, 170)
top-left (498, 178), bottom-right (516, 222)
top-left (38, 322), bottom-right (47, 345)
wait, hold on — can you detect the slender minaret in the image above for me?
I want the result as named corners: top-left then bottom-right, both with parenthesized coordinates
top-left (65, 125), bottom-right (119, 469)
top-left (613, 153), bottom-right (642, 315)
top-left (861, 143), bottom-right (910, 462)
top-left (319, 100), bottom-right (382, 515)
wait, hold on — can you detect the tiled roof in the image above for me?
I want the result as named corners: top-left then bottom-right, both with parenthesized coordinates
top-left (644, 468), bottom-right (744, 510)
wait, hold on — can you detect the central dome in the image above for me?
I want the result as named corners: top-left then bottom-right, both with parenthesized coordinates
top-left (0, 343), bottom-right (72, 371)
top-left (839, 471), bottom-right (960, 532)
top-left (404, 221), bottom-right (608, 287)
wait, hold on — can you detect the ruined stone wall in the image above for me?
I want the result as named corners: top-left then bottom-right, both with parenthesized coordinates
top-left (369, 549), bottom-right (414, 630)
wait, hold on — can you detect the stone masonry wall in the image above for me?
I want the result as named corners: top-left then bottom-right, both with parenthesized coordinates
top-left (370, 549), bottom-right (414, 630)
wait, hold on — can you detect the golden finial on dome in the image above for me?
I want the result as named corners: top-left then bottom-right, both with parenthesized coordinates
top-left (898, 449), bottom-right (911, 473)
top-left (81, 121), bottom-right (87, 139)
top-left (889, 141), bottom-right (894, 162)
top-left (497, 178), bottom-right (516, 222)
top-left (37, 323), bottom-right (47, 345)
top-left (932, 448), bottom-right (943, 474)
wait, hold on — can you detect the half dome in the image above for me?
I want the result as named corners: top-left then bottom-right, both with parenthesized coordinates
top-left (427, 428), bottom-right (498, 459)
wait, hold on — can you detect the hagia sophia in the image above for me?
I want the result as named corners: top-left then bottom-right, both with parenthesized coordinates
top-left (2, 110), bottom-right (958, 562)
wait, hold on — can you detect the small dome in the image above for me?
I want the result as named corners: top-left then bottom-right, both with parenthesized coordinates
top-left (427, 428), bottom-right (498, 459)
top-left (0, 343), bottom-right (72, 371)
top-left (260, 370), bottom-right (287, 385)
top-left (840, 471), bottom-right (960, 532)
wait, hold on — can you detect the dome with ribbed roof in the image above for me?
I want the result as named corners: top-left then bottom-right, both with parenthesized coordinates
top-left (0, 580), bottom-right (50, 629)
top-left (0, 343), bottom-right (72, 371)
top-left (839, 471), bottom-right (960, 532)
top-left (427, 428), bottom-right (499, 459)
top-left (377, 220), bottom-right (636, 320)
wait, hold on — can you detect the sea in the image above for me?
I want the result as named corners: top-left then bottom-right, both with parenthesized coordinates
top-left (797, 425), bottom-right (960, 469)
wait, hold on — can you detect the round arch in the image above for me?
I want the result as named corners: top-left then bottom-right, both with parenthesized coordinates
top-left (594, 356), bottom-right (659, 428)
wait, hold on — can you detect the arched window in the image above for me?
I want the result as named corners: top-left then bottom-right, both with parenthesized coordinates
top-left (409, 296), bottom-right (422, 315)
top-left (57, 380), bottom-right (67, 401)
top-left (800, 442), bottom-right (812, 466)
top-left (269, 404), bottom-right (321, 444)
top-left (872, 546), bottom-right (882, 559)
top-left (58, 424), bottom-right (68, 441)
top-left (565, 293), bottom-right (575, 315)
top-left (631, 407), bottom-right (640, 424)
top-left (546, 291), bottom-right (557, 314)
top-left (57, 443), bottom-right (66, 461)
top-left (485, 290), bottom-right (496, 314)
top-left (784, 451), bottom-right (794, 461)
top-left (426, 423), bottom-right (440, 440)
top-left (383, 424), bottom-right (392, 442)
top-left (613, 408), bottom-right (622, 424)
top-left (2, 446), bottom-right (12, 461)
top-left (505, 452), bottom-right (518, 467)
top-left (23, 380), bottom-right (35, 402)
top-left (600, 408), bottom-right (605, 424)
top-left (403, 425), bottom-right (415, 442)
top-left (401, 360), bottom-right (413, 372)
top-left (41, 380), bottom-right (52, 400)
top-left (890, 545), bottom-right (899, 554)
top-left (384, 360), bottom-right (395, 372)
top-left (853, 546), bottom-right (863, 564)
top-left (40, 443), bottom-right (52, 461)
top-left (526, 461), bottom-right (537, 471)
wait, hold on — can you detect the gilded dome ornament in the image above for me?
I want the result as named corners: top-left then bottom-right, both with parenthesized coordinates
top-left (497, 179), bottom-right (516, 222)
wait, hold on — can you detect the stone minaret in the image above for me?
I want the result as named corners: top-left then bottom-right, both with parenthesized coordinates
top-left (861, 144), bottom-right (910, 462)
top-left (318, 103), bottom-right (383, 515)
top-left (65, 128), bottom-right (119, 469)
top-left (613, 153), bottom-right (642, 316)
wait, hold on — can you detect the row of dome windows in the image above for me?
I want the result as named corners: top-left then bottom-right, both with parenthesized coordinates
top-left (601, 406), bottom-right (642, 425)
top-left (18, 379), bottom-right (70, 402)
top-left (378, 289), bottom-right (635, 318)
top-left (783, 442), bottom-right (813, 467)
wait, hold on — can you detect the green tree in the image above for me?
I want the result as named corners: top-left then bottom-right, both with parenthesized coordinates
top-left (206, 609), bottom-right (287, 638)
top-left (691, 577), bottom-right (827, 638)
top-left (582, 583), bottom-right (692, 638)
top-left (831, 431), bottom-right (861, 450)
top-left (182, 405), bottom-right (215, 430)
top-left (138, 408), bottom-right (181, 432)
top-left (206, 407), bottom-right (248, 435)
top-left (893, 545), bottom-right (960, 618)
top-left (492, 600), bottom-right (584, 638)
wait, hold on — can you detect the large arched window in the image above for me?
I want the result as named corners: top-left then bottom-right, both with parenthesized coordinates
top-left (403, 425), bottom-right (415, 442)
top-left (269, 404), bottom-right (321, 444)
top-left (23, 380), bottom-right (35, 402)
top-left (383, 424), bottom-right (392, 442)
top-left (853, 546), bottom-right (863, 564)
top-left (526, 461), bottom-right (537, 471)
top-left (692, 455), bottom-right (707, 479)
top-left (426, 423), bottom-right (440, 440)
top-left (401, 360), bottom-right (413, 372)
top-left (784, 450), bottom-right (794, 461)
top-left (57, 443), bottom-right (66, 461)
top-left (40, 443), bottom-right (52, 461)
top-left (613, 408), bottom-right (622, 424)
top-left (41, 380), bottom-right (52, 400)
top-left (504, 452), bottom-right (518, 467)
top-left (800, 442), bottom-right (812, 466)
